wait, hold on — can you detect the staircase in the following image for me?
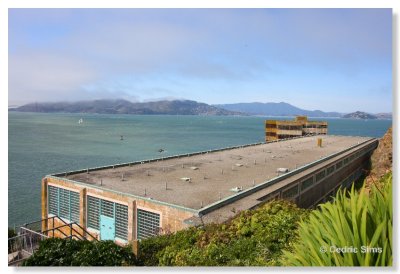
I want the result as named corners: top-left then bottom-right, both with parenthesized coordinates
top-left (8, 216), bottom-right (97, 265)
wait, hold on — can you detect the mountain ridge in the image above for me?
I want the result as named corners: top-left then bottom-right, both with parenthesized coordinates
top-left (215, 102), bottom-right (342, 117)
top-left (9, 99), bottom-right (392, 119)
top-left (9, 99), bottom-right (243, 116)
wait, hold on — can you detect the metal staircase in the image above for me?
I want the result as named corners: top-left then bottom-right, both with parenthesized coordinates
top-left (8, 216), bottom-right (97, 265)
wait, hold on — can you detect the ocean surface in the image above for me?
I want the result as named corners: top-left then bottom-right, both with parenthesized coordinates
top-left (8, 112), bottom-right (392, 227)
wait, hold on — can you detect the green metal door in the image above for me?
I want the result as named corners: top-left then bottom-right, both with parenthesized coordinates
top-left (100, 215), bottom-right (115, 240)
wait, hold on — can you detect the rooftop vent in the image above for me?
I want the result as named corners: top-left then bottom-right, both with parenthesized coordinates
top-left (277, 167), bottom-right (289, 174)
top-left (230, 186), bottom-right (243, 193)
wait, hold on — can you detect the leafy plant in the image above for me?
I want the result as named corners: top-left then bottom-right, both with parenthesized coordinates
top-left (8, 228), bottom-right (18, 253)
top-left (23, 238), bottom-right (137, 266)
top-left (281, 173), bottom-right (392, 266)
top-left (8, 228), bottom-right (17, 238)
top-left (139, 200), bottom-right (309, 266)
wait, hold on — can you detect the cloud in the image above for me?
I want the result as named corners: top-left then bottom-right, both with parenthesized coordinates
top-left (9, 52), bottom-right (97, 103)
top-left (8, 9), bottom-right (392, 109)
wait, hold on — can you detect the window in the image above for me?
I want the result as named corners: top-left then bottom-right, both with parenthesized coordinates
top-left (301, 177), bottom-right (314, 191)
top-left (282, 185), bottom-right (298, 199)
top-left (257, 193), bottom-right (280, 202)
top-left (343, 157), bottom-right (349, 165)
top-left (115, 204), bottom-right (128, 240)
top-left (101, 199), bottom-right (114, 218)
top-left (327, 165), bottom-right (335, 176)
top-left (87, 196), bottom-right (100, 230)
top-left (48, 185), bottom-right (58, 216)
top-left (316, 170), bottom-right (326, 182)
top-left (47, 185), bottom-right (80, 223)
top-left (277, 125), bottom-right (302, 130)
top-left (137, 209), bottom-right (160, 240)
top-left (336, 161), bottom-right (343, 170)
top-left (70, 191), bottom-right (80, 222)
top-left (86, 196), bottom-right (129, 241)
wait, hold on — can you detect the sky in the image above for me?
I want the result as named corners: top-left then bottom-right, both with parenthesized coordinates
top-left (8, 8), bottom-right (392, 113)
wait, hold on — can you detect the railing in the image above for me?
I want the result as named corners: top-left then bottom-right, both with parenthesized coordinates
top-left (23, 215), bottom-right (98, 241)
top-left (9, 216), bottom-right (98, 265)
top-left (8, 229), bottom-right (48, 266)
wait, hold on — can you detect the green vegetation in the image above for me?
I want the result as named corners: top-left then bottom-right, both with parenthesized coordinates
top-left (138, 200), bottom-right (309, 266)
top-left (21, 173), bottom-right (392, 267)
top-left (8, 228), bottom-right (17, 238)
top-left (8, 228), bottom-right (17, 253)
top-left (23, 239), bottom-right (136, 266)
top-left (281, 172), bottom-right (392, 266)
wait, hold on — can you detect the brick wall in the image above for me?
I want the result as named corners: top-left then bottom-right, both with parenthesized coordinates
top-left (42, 177), bottom-right (195, 244)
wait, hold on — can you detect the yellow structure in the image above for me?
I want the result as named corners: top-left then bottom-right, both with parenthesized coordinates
top-left (265, 116), bottom-right (328, 142)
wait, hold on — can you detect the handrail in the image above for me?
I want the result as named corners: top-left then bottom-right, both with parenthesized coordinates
top-left (50, 216), bottom-right (97, 241)
top-left (42, 224), bottom-right (71, 238)
top-left (19, 227), bottom-right (49, 239)
top-left (70, 222), bottom-right (98, 241)
top-left (45, 217), bottom-right (98, 241)
top-left (22, 215), bottom-right (98, 241)
top-left (23, 215), bottom-right (56, 227)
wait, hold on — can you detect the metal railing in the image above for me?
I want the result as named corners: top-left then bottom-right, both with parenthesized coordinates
top-left (22, 215), bottom-right (98, 241)
top-left (8, 229), bottom-right (48, 266)
top-left (9, 216), bottom-right (99, 265)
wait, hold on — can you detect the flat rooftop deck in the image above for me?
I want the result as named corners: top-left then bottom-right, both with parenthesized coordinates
top-left (62, 135), bottom-right (371, 210)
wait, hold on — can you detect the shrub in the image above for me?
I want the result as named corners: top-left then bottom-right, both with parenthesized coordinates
top-left (23, 238), bottom-right (137, 266)
top-left (281, 173), bottom-right (392, 266)
top-left (8, 228), bottom-right (17, 238)
top-left (8, 228), bottom-right (18, 254)
top-left (139, 200), bottom-right (309, 266)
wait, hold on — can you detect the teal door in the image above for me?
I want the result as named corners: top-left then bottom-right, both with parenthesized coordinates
top-left (100, 215), bottom-right (115, 240)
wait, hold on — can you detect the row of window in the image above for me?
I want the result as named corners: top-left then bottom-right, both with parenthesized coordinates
top-left (265, 123), bottom-right (277, 129)
top-left (281, 185), bottom-right (299, 199)
top-left (283, 146), bottom-right (371, 197)
top-left (300, 176), bottom-right (314, 191)
top-left (277, 134), bottom-right (301, 139)
top-left (314, 168), bottom-right (364, 207)
top-left (277, 125), bottom-right (302, 130)
top-left (48, 185), bottom-right (160, 241)
top-left (303, 124), bottom-right (327, 129)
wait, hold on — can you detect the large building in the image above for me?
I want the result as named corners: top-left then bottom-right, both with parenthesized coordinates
top-left (41, 134), bottom-right (377, 245)
top-left (265, 116), bottom-right (328, 142)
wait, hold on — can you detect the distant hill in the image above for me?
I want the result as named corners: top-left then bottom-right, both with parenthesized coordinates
top-left (375, 113), bottom-right (392, 120)
top-left (215, 102), bottom-right (342, 117)
top-left (342, 111), bottom-right (377, 120)
top-left (10, 99), bottom-right (244, 116)
top-left (10, 99), bottom-right (391, 119)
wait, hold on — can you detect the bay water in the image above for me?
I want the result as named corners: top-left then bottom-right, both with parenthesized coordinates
top-left (8, 112), bottom-right (392, 227)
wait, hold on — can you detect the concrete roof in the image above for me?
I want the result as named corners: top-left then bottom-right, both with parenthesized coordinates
top-left (61, 135), bottom-right (371, 211)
